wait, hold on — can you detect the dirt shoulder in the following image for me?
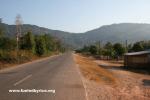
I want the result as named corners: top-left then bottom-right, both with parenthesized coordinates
top-left (74, 54), bottom-right (150, 100)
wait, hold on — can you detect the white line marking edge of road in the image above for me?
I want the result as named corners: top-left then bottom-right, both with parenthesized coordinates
top-left (76, 64), bottom-right (89, 100)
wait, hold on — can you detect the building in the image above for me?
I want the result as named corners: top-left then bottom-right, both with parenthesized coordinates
top-left (124, 51), bottom-right (150, 69)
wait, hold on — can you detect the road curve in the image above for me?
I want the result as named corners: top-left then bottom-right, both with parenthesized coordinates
top-left (0, 52), bottom-right (86, 100)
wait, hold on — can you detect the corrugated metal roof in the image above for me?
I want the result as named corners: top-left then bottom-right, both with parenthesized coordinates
top-left (125, 51), bottom-right (150, 56)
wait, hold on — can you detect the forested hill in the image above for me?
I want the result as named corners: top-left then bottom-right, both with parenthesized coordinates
top-left (2, 23), bottom-right (150, 48)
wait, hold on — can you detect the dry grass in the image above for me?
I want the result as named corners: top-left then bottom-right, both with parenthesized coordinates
top-left (0, 51), bottom-right (58, 70)
top-left (74, 54), bottom-right (117, 85)
top-left (95, 59), bottom-right (123, 67)
top-left (74, 54), bottom-right (150, 100)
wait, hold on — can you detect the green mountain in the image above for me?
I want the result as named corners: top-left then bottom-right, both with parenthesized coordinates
top-left (1, 23), bottom-right (150, 48)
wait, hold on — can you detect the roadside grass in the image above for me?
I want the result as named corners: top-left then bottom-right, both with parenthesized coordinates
top-left (0, 50), bottom-right (59, 70)
top-left (74, 54), bottom-right (117, 85)
top-left (74, 54), bottom-right (150, 100)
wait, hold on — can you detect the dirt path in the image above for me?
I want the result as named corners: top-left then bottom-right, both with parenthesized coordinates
top-left (74, 54), bottom-right (150, 100)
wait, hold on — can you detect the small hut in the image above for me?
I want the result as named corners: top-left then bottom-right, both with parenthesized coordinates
top-left (124, 51), bottom-right (150, 69)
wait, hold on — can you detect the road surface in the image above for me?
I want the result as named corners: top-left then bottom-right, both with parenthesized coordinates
top-left (0, 53), bottom-right (86, 100)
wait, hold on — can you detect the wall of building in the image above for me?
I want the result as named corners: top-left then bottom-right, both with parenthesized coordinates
top-left (124, 54), bottom-right (150, 69)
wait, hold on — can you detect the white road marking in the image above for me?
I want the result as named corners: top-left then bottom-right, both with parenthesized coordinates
top-left (13, 74), bottom-right (32, 86)
top-left (76, 64), bottom-right (89, 100)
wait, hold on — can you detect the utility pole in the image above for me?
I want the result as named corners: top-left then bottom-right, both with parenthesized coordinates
top-left (15, 14), bottom-right (22, 64)
top-left (98, 40), bottom-right (101, 55)
top-left (0, 18), bottom-right (2, 23)
top-left (0, 18), bottom-right (2, 69)
top-left (125, 40), bottom-right (128, 53)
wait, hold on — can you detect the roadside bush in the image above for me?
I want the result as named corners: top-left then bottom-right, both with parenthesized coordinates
top-left (35, 35), bottom-right (47, 56)
top-left (0, 50), bottom-right (16, 62)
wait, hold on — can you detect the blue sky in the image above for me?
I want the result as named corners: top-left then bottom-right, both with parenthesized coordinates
top-left (0, 0), bottom-right (150, 33)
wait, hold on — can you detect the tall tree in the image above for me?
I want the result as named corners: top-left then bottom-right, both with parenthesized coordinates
top-left (43, 34), bottom-right (53, 52)
top-left (139, 41), bottom-right (150, 50)
top-left (104, 42), bottom-right (113, 50)
top-left (0, 19), bottom-right (5, 50)
top-left (95, 41), bottom-right (102, 55)
top-left (35, 35), bottom-right (46, 56)
top-left (132, 42), bottom-right (144, 52)
top-left (20, 31), bottom-right (35, 53)
top-left (0, 18), bottom-right (4, 37)
top-left (113, 43), bottom-right (126, 56)
top-left (104, 42), bottom-right (115, 58)
top-left (89, 45), bottom-right (97, 55)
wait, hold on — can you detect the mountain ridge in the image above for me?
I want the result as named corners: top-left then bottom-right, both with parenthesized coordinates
top-left (1, 23), bottom-right (150, 48)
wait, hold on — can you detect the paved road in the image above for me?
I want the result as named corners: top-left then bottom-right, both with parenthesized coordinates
top-left (0, 53), bottom-right (86, 100)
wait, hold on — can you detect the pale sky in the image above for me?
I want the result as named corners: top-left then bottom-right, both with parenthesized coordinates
top-left (0, 0), bottom-right (150, 33)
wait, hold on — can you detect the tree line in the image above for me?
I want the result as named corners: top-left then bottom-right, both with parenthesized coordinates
top-left (0, 22), bottom-right (65, 64)
top-left (19, 31), bottom-right (64, 56)
top-left (76, 40), bottom-right (150, 60)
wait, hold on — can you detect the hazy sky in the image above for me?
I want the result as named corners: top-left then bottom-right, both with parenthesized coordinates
top-left (0, 0), bottom-right (150, 32)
